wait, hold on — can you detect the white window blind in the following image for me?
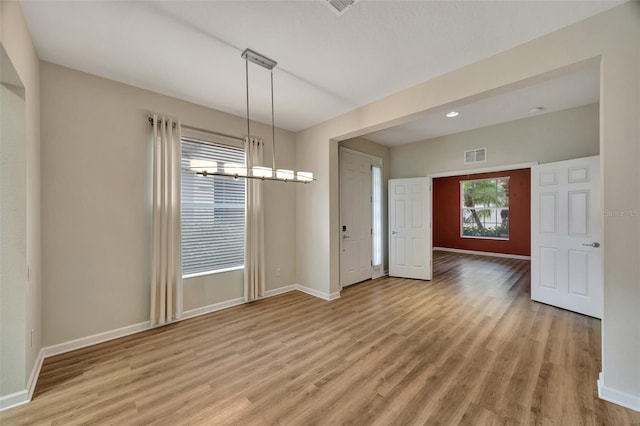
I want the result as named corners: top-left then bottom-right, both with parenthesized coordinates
top-left (181, 137), bottom-right (246, 277)
top-left (372, 165), bottom-right (383, 267)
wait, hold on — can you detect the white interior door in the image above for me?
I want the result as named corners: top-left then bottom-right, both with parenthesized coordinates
top-left (389, 178), bottom-right (432, 280)
top-left (531, 156), bottom-right (602, 318)
top-left (340, 149), bottom-right (372, 287)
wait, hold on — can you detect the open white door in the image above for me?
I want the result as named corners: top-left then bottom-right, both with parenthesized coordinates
top-left (531, 156), bottom-right (602, 318)
top-left (340, 149), bottom-right (373, 287)
top-left (389, 178), bottom-right (431, 280)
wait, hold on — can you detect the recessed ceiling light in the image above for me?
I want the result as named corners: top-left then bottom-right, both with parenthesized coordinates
top-left (446, 111), bottom-right (459, 118)
top-left (529, 106), bottom-right (545, 113)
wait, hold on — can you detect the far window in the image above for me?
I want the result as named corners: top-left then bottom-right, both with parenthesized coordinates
top-left (461, 177), bottom-right (509, 240)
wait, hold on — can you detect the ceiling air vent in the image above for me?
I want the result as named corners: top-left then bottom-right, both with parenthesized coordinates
top-left (464, 148), bottom-right (487, 164)
top-left (324, 0), bottom-right (359, 16)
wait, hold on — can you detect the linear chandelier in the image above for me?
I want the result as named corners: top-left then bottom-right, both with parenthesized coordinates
top-left (189, 49), bottom-right (314, 184)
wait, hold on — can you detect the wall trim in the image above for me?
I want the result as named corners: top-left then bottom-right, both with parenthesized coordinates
top-left (42, 284), bottom-right (332, 359)
top-left (0, 389), bottom-right (29, 412)
top-left (372, 270), bottom-right (384, 280)
top-left (182, 297), bottom-right (246, 321)
top-left (26, 349), bottom-right (45, 401)
top-left (182, 285), bottom-right (301, 321)
top-left (41, 321), bottom-right (151, 359)
top-left (433, 247), bottom-right (531, 260)
top-left (0, 347), bottom-right (45, 411)
top-left (296, 284), bottom-right (341, 301)
top-left (0, 283), bottom-right (336, 412)
top-left (598, 372), bottom-right (640, 412)
top-left (428, 162), bottom-right (538, 178)
top-left (264, 285), bottom-right (298, 298)
top-left (339, 146), bottom-right (383, 165)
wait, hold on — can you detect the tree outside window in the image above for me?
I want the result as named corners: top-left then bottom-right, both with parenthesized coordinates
top-left (461, 177), bottom-right (509, 239)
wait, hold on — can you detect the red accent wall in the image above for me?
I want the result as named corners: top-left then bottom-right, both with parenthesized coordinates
top-left (433, 168), bottom-right (531, 256)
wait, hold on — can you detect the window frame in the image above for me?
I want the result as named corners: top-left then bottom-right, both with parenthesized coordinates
top-left (180, 130), bottom-right (246, 278)
top-left (460, 176), bottom-right (510, 240)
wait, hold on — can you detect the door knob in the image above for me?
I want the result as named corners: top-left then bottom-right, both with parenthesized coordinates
top-left (392, 230), bottom-right (398, 235)
top-left (342, 235), bottom-right (351, 240)
top-left (582, 242), bottom-right (600, 248)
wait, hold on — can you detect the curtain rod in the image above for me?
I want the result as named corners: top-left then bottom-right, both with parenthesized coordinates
top-left (147, 117), bottom-right (245, 143)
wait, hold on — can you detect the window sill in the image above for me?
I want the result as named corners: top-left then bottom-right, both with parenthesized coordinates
top-left (461, 236), bottom-right (509, 241)
top-left (183, 265), bottom-right (244, 280)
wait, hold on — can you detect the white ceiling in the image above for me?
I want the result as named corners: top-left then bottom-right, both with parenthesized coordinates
top-left (22, 0), bottom-right (619, 136)
top-left (365, 65), bottom-right (600, 146)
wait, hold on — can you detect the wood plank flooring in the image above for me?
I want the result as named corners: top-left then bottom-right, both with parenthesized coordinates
top-left (2, 252), bottom-right (639, 425)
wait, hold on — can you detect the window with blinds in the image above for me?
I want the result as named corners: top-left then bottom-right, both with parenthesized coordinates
top-left (181, 137), bottom-right (246, 277)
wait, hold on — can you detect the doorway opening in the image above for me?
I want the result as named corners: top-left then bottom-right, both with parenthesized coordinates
top-left (431, 164), bottom-right (534, 260)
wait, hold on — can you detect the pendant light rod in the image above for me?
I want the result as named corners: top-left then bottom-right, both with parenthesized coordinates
top-left (243, 48), bottom-right (278, 172)
top-left (270, 69), bottom-right (276, 172)
top-left (187, 49), bottom-right (314, 184)
top-left (245, 53), bottom-right (251, 146)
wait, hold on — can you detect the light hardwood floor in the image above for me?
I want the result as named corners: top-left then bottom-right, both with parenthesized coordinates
top-left (2, 252), bottom-right (639, 425)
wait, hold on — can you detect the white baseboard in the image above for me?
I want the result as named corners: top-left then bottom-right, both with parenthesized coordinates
top-left (0, 282), bottom-right (338, 412)
top-left (327, 291), bottom-right (341, 300)
top-left (41, 321), bottom-right (151, 359)
top-left (296, 284), bottom-right (340, 301)
top-left (41, 283), bottom-right (331, 361)
top-left (372, 270), bottom-right (384, 280)
top-left (433, 247), bottom-right (531, 260)
top-left (264, 285), bottom-right (298, 298)
top-left (29, 284), bottom-right (308, 362)
top-left (182, 297), bottom-right (246, 320)
top-left (27, 349), bottom-right (45, 401)
top-left (0, 389), bottom-right (28, 411)
top-left (182, 285), bottom-right (301, 320)
top-left (598, 372), bottom-right (640, 412)
top-left (0, 347), bottom-right (45, 411)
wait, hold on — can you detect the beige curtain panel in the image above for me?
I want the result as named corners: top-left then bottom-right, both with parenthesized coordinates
top-left (245, 138), bottom-right (266, 301)
top-left (150, 115), bottom-right (183, 326)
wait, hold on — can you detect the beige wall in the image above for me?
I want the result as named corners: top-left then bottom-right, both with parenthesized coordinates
top-left (3, 0), bottom-right (638, 410)
top-left (40, 62), bottom-right (296, 346)
top-left (1, 69), bottom-right (27, 396)
top-left (296, 125), bottom-right (336, 295)
top-left (390, 103), bottom-right (599, 178)
top-left (0, 0), bottom-right (42, 399)
top-left (339, 137), bottom-right (390, 272)
top-left (295, 3), bottom-right (640, 401)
